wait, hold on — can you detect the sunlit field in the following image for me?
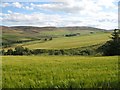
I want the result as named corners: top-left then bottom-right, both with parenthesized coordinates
top-left (2, 56), bottom-right (118, 88)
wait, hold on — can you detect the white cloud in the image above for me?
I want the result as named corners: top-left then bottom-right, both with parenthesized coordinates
top-left (2, 12), bottom-right (63, 26)
top-left (28, 0), bottom-right (117, 15)
top-left (12, 2), bottom-right (23, 8)
top-left (2, 10), bottom-right (117, 29)
top-left (8, 10), bottom-right (12, 14)
top-left (23, 6), bottom-right (33, 10)
top-left (2, 2), bottom-right (34, 10)
top-left (97, 0), bottom-right (118, 9)
top-left (30, 1), bottom-right (84, 13)
top-left (1, 0), bottom-right (118, 29)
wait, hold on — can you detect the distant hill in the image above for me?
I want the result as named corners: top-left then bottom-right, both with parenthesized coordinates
top-left (1, 26), bottom-right (107, 32)
top-left (1, 26), bottom-right (109, 37)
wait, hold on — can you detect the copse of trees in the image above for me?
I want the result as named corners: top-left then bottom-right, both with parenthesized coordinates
top-left (98, 29), bottom-right (120, 56)
top-left (1, 46), bottom-right (32, 55)
top-left (43, 37), bottom-right (53, 41)
top-left (65, 33), bottom-right (80, 37)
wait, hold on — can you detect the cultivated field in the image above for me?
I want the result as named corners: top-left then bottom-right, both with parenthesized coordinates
top-left (2, 26), bottom-right (111, 50)
top-left (2, 56), bottom-right (118, 88)
top-left (3, 33), bottom-right (110, 50)
top-left (24, 33), bottom-right (110, 49)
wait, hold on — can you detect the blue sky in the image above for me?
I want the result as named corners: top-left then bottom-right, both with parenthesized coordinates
top-left (1, 0), bottom-right (119, 29)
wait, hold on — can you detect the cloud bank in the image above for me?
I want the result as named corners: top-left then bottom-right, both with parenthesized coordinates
top-left (1, 0), bottom-right (118, 29)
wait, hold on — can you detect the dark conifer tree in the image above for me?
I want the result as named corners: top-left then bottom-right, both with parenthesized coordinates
top-left (99, 29), bottom-right (120, 56)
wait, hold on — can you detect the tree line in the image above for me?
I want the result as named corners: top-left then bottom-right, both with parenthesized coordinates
top-left (1, 46), bottom-right (95, 56)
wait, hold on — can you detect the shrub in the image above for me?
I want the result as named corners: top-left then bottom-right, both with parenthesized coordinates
top-left (80, 49), bottom-right (94, 56)
top-left (6, 49), bottom-right (14, 55)
top-left (14, 46), bottom-right (24, 55)
top-left (49, 37), bottom-right (53, 40)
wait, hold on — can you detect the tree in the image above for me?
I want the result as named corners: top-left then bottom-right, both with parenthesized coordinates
top-left (1, 49), bottom-right (5, 55)
top-left (111, 29), bottom-right (120, 41)
top-left (44, 38), bottom-right (47, 41)
top-left (49, 37), bottom-right (52, 40)
top-left (14, 46), bottom-right (24, 55)
top-left (7, 49), bottom-right (14, 55)
top-left (23, 47), bottom-right (32, 55)
top-left (98, 29), bottom-right (120, 56)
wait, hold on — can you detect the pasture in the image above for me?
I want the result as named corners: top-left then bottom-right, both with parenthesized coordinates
top-left (2, 56), bottom-right (118, 88)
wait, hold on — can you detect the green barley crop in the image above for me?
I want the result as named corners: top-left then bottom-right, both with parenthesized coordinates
top-left (2, 56), bottom-right (119, 88)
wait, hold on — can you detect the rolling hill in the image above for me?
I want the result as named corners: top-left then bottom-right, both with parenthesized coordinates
top-left (1, 26), bottom-right (112, 49)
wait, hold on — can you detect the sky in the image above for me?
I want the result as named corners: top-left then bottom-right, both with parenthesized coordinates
top-left (0, 0), bottom-right (119, 30)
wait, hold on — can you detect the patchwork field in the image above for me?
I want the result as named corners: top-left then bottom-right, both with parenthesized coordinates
top-left (24, 33), bottom-right (110, 49)
top-left (3, 33), bottom-right (110, 50)
top-left (2, 26), bottom-right (110, 50)
top-left (2, 56), bottom-right (118, 88)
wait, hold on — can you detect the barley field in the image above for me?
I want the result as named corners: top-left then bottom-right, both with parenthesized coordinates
top-left (2, 56), bottom-right (118, 88)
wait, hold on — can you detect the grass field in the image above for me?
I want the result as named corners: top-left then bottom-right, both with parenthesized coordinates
top-left (23, 33), bottom-right (110, 49)
top-left (2, 56), bottom-right (118, 88)
top-left (3, 33), bottom-right (110, 50)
